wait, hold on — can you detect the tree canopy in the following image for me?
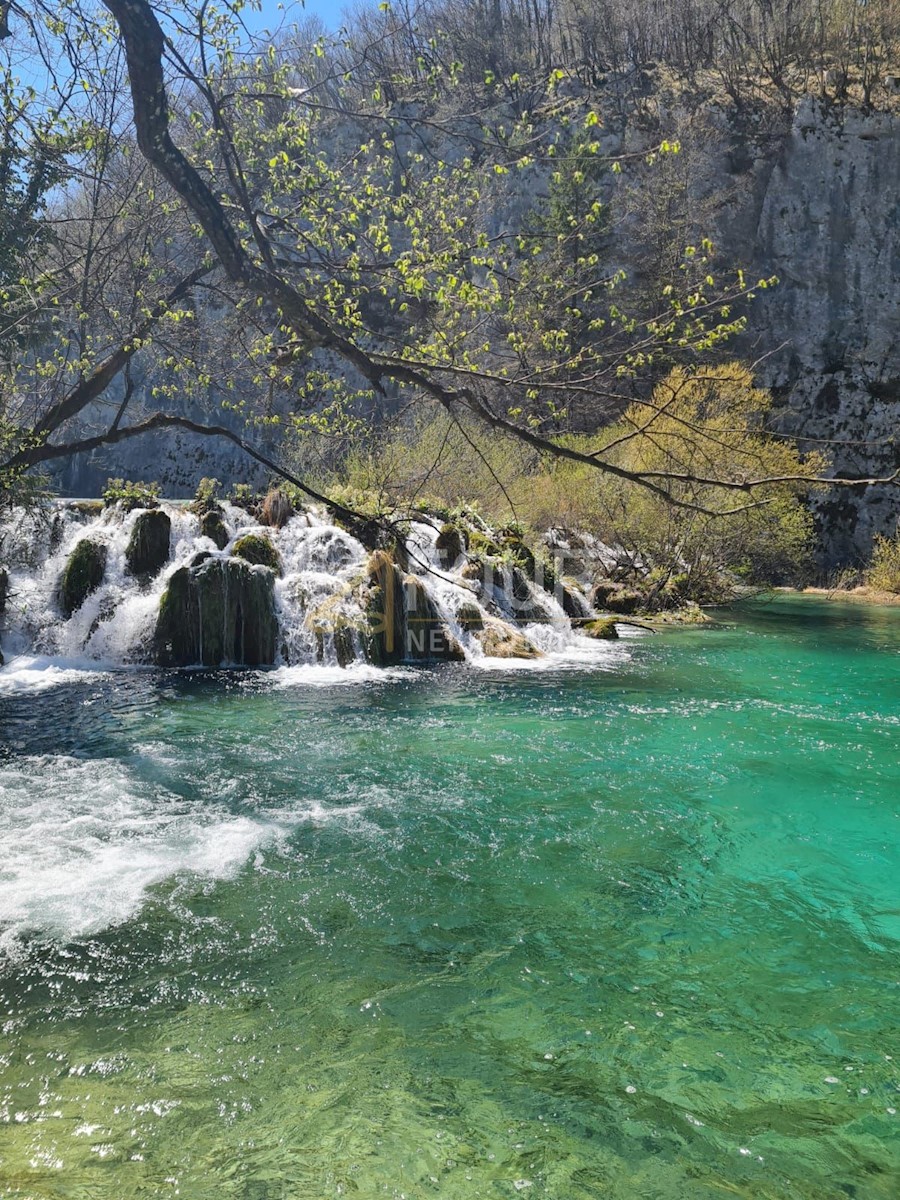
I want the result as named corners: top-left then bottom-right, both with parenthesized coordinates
top-left (0, 0), bottom-right (897, 546)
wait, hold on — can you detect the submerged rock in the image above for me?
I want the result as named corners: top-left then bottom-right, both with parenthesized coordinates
top-left (475, 618), bottom-right (542, 659)
top-left (155, 557), bottom-right (277, 667)
top-left (232, 533), bottom-right (282, 574)
top-left (125, 509), bottom-right (171, 579)
top-left (199, 509), bottom-right (229, 550)
top-left (59, 539), bottom-right (107, 617)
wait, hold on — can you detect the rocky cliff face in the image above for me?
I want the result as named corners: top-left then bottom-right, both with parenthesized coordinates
top-left (729, 98), bottom-right (900, 567)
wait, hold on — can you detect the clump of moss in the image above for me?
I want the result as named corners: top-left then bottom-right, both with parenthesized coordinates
top-left (102, 478), bottom-right (160, 512)
top-left (59, 539), bottom-right (107, 616)
top-left (467, 529), bottom-right (501, 558)
top-left (232, 533), bottom-right (282, 574)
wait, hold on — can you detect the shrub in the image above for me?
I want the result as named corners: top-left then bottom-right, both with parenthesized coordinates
top-left (102, 478), bottom-right (160, 512)
top-left (229, 483), bottom-right (257, 511)
top-left (188, 477), bottom-right (222, 516)
top-left (867, 533), bottom-right (900, 593)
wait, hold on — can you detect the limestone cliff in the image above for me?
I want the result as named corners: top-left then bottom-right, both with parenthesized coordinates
top-left (741, 98), bottom-right (900, 566)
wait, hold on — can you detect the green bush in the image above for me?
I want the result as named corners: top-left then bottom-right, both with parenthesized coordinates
top-left (189, 477), bottom-right (222, 516)
top-left (102, 478), bottom-right (160, 512)
top-left (867, 533), bottom-right (900, 593)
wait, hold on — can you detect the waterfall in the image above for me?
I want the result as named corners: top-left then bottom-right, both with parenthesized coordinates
top-left (0, 500), bottom-right (630, 673)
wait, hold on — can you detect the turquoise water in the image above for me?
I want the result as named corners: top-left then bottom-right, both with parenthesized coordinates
top-left (0, 597), bottom-right (899, 1199)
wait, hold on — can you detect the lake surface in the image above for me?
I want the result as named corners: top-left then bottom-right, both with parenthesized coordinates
top-left (1, 597), bottom-right (898, 1199)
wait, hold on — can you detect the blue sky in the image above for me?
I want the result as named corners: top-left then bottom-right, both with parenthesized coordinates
top-left (242, 0), bottom-right (361, 36)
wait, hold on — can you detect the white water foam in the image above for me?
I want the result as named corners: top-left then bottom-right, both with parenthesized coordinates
top-left (0, 755), bottom-right (281, 953)
top-left (268, 662), bottom-right (425, 689)
top-left (0, 655), bottom-right (113, 694)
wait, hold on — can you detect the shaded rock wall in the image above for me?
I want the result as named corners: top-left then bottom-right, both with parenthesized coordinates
top-left (742, 99), bottom-right (900, 565)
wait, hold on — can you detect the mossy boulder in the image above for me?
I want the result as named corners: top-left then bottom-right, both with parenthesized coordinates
top-left (605, 588), bottom-right (642, 614)
top-left (475, 618), bottom-right (542, 659)
top-left (155, 557), bottom-right (277, 667)
top-left (590, 579), bottom-right (618, 608)
top-left (125, 509), bottom-right (171, 579)
top-left (435, 523), bottom-right (466, 569)
top-left (455, 601), bottom-right (484, 632)
top-left (467, 529), bottom-right (501, 558)
top-left (200, 509), bottom-right (229, 550)
top-left (232, 533), bottom-right (282, 574)
top-left (69, 499), bottom-right (104, 518)
top-left (59, 539), bottom-right (107, 617)
top-left (402, 574), bottom-right (465, 662)
top-left (582, 617), bottom-right (619, 640)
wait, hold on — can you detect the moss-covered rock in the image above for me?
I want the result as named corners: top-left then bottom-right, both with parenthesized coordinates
top-left (475, 618), bottom-right (542, 659)
top-left (69, 499), bottom-right (105, 518)
top-left (200, 509), bottom-right (229, 550)
top-left (435, 523), bottom-right (466, 569)
top-left (455, 601), bottom-right (484, 632)
top-left (360, 549), bottom-right (405, 666)
top-left (59, 539), bottom-right (107, 617)
top-left (467, 529), bottom-right (501, 558)
top-left (403, 574), bottom-right (465, 661)
top-left (155, 557), bottom-right (277, 667)
top-left (125, 509), bottom-right (171, 579)
top-left (582, 617), bottom-right (619, 640)
top-left (590, 579), bottom-right (619, 608)
top-left (232, 533), bottom-right (282, 574)
top-left (605, 588), bottom-right (642, 614)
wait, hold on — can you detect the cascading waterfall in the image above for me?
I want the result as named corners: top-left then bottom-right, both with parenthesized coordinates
top-left (0, 500), bottom-right (628, 673)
